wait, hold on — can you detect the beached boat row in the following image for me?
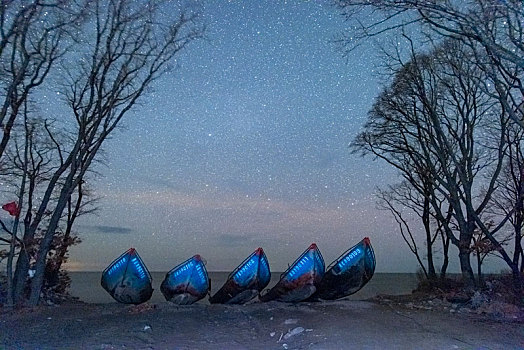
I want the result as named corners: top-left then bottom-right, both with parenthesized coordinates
top-left (100, 237), bottom-right (376, 305)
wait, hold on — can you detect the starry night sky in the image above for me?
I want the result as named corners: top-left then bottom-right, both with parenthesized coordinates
top-left (67, 1), bottom-right (423, 273)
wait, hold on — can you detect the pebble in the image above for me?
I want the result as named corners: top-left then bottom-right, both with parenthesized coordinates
top-left (284, 327), bottom-right (305, 339)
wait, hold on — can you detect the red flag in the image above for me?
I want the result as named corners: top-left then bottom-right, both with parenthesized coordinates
top-left (2, 201), bottom-right (20, 217)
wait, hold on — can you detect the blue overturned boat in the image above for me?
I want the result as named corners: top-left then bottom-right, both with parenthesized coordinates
top-left (101, 248), bottom-right (153, 304)
top-left (313, 237), bottom-right (376, 300)
top-left (260, 243), bottom-right (325, 302)
top-left (209, 247), bottom-right (271, 304)
top-left (160, 255), bottom-right (210, 305)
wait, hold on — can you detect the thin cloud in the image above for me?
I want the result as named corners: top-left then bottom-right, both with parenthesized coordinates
top-left (82, 225), bottom-right (133, 234)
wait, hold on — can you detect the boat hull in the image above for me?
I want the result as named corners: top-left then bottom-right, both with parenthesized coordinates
top-left (101, 248), bottom-right (153, 305)
top-left (260, 243), bottom-right (324, 302)
top-left (210, 248), bottom-right (271, 304)
top-left (315, 237), bottom-right (376, 300)
top-left (160, 255), bottom-right (210, 305)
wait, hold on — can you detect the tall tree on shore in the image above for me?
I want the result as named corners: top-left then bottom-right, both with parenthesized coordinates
top-left (0, 112), bottom-right (94, 306)
top-left (23, 0), bottom-right (203, 307)
top-left (488, 116), bottom-right (524, 273)
top-left (353, 39), bottom-right (517, 287)
top-left (4, 0), bottom-right (204, 307)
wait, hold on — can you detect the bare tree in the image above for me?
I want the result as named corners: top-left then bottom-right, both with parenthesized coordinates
top-left (352, 40), bottom-right (456, 283)
top-left (436, 203), bottom-right (453, 278)
top-left (335, 0), bottom-right (524, 128)
top-left (3, 102), bottom-right (30, 308)
top-left (376, 183), bottom-right (439, 279)
top-left (338, 1), bottom-right (524, 288)
top-left (4, 0), bottom-right (204, 307)
top-left (0, 111), bottom-right (89, 306)
top-left (42, 180), bottom-right (98, 294)
top-left (0, 1), bottom-right (86, 160)
top-left (353, 39), bottom-right (517, 287)
top-left (470, 220), bottom-right (512, 286)
top-left (2, 114), bottom-right (63, 305)
top-left (488, 117), bottom-right (524, 273)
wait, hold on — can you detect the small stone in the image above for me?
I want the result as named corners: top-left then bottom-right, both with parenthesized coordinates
top-left (284, 327), bottom-right (305, 339)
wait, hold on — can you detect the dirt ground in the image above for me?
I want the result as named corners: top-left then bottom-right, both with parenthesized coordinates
top-left (1, 300), bottom-right (523, 350)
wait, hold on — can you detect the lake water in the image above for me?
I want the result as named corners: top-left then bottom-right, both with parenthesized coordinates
top-left (69, 272), bottom-right (419, 304)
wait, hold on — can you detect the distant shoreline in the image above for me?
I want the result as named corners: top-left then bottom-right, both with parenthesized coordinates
top-left (68, 272), bottom-right (420, 304)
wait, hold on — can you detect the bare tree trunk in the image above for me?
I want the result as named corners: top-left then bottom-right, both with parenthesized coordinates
top-left (28, 198), bottom-right (68, 305)
top-left (12, 245), bottom-right (30, 305)
top-left (459, 248), bottom-right (475, 289)
top-left (12, 157), bottom-right (72, 305)
top-left (520, 251), bottom-right (524, 274)
top-left (513, 166), bottom-right (524, 269)
top-left (12, 171), bottom-right (37, 305)
top-left (472, 213), bottom-right (523, 291)
top-left (45, 182), bottom-right (84, 290)
top-left (5, 214), bottom-right (20, 308)
top-left (511, 266), bottom-right (523, 291)
top-left (435, 204), bottom-right (453, 279)
top-left (11, 132), bottom-right (79, 305)
top-left (6, 191), bottom-right (24, 308)
top-left (513, 203), bottom-right (523, 270)
top-left (513, 222), bottom-right (523, 274)
top-left (0, 108), bottom-right (22, 160)
top-left (28, 172), bottom-right (75, 305)
top-left (6, 105), bottom-right (30, 307)
top-left (459, 217), bottom-right (477, 288)
top-left (476, 248), bottom-right (484, 287)
top-left (423, 196), bottom-right (437, 280)
top-left (441, 235), bottom-right (450, 279)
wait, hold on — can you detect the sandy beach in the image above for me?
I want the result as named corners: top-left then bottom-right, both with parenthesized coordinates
top-left (1, 299), bottom-right (523, 350)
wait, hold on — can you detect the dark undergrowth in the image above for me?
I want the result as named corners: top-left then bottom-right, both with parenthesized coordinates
top-left (413, 273), bottom-right (523, 306)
